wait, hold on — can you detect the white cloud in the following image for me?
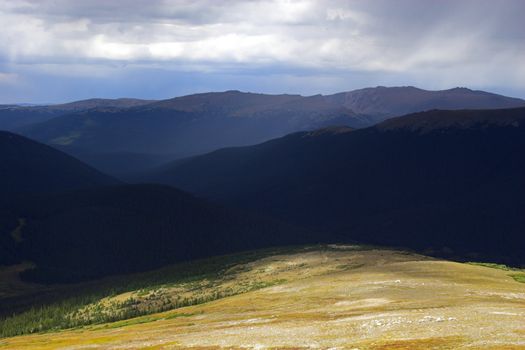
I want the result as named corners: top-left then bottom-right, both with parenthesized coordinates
top-left (0, 0), bottom-right (523, 98)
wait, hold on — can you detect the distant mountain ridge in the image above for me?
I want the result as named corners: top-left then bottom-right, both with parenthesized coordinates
top-left (45, 98), bottom-right (157, 112)
top-left (0, 98), bottom-right (155, 131)
top-left (8, 86), bottom-right (525, 176)
top-left (327, 86), bottom-right (525, 118)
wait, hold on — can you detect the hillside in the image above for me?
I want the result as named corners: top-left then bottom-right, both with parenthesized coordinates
top-left (15, 87), bottom-right (524, 176)
top-left (1, 245), bottom-right (524, 349)
top-left (0, 130), bottom-right (120, 266)
top-left (0, 130), bottom-right (316, 282)
top-left (145, 107), bottom-right (525, 265)
top-left (0, 131), bottom-right (119, 196)
top-left (0, 184), bottom-right (315, 282)
top-left (0, 130), bottom-right (122, 266)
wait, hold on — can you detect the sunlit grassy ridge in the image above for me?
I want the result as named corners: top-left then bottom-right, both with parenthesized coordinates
top-left (0, 246), bottom-right (310, 337)
top-left (1, 245), bottom-right (525, 349)
top-left (468, 261), bottom-right (525, 284)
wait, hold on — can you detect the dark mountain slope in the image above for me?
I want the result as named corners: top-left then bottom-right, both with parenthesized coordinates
top-left (0, 131), bottom-right (316, 280)
top-left (146, 107), bottom-right (525, 265)
top-left (0, 131), bottom-right (119, 195)
top-left (378, 105), bottom-right (525, 130)
top-left (70, 151), bottom-right (177, 178)
top-left (0, 131), bottom-right (120, 267)
top-left (17, 87), bottom-right (524, 177)
top-left (0, 185), bottom-right (316, 282)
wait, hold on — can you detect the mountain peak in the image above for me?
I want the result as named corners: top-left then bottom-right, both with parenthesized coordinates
top-left (447, 87), bottom-right (473, 92)
top-left (224, 89), bottom-right (243, 94)
top-left (329, 86), bottom-right (525, 119)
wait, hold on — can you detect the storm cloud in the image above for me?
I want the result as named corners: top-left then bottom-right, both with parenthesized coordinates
top-left (0, 0), bottom-right (523, 103)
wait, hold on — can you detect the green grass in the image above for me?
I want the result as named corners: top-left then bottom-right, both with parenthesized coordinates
top-left (467, 261), bottom-right (525, 284)
top-left (164, 312), bottom-right (197, 320)
top-left (509, 273), bottom-right (525, 283)
top-left (102, 311), bottom-right (199, 329)
top-left (466, 262), bottom-right (513, 271)
top-left (247, 279), bottom-right (287, 289)
top-left (104, 315), bottom-right (163, 329)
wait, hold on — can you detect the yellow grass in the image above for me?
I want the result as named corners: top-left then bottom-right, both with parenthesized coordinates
top-left (1, 246), bottom-right (524, 349)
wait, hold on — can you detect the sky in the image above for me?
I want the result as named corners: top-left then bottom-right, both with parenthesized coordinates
top-left (0, 0), bottom-right (524, 103)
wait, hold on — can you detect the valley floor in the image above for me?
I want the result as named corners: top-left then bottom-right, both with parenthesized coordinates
top-left (1, 245), bottom-right (524, 349)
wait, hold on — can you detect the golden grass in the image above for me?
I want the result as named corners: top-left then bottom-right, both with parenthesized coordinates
top-left (365, 336), bottom-right (466, 349)
top-left (2, 246), bottom-right (525, 349)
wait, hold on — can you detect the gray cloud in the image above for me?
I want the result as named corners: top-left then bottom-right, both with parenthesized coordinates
top-left (0, 0), bottom-right (523, 102)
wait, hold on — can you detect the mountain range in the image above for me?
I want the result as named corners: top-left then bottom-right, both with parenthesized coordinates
top-left (9, 86), bottom-right (525, 176)
top-left (1, 88), bottom-right (525, 283)
top-left (145, 107), bottom-right (525, 265)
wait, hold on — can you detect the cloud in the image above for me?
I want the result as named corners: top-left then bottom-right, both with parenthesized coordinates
top-left (0, 0), bottom-right (523, 102)
top-left (0, 72), bottom-right (18, 84)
